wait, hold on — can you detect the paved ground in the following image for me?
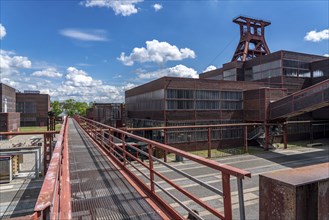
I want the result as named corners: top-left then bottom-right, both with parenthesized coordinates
top-left (0, 135), bottom-right (44, 219)
top-left (128, 140), bottom-right (329, 219)
top-left (1, 128), bottom-right (328, 219)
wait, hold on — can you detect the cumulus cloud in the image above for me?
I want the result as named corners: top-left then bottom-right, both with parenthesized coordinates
top-left (153, 3), bottom-right (162, 11)
top-left (324, 54), bottom-right (329, 57)
top-left (32, 68), bottom-right (63, 78)
top-left (118, 40), bottom-right (196, 66)
top-left (137, 64), bottom-right (198, 79)
top-left (304, 29), bottom-right (329, 42)
top-left (65, 67), bottom-right (102, 87)
top-left (0, 49), bottom-right (32, 72)
top-left (203, 65), bottom-right (217, 73)
top-left (0, 24), bottom-right (6, 39)
top-left (60, 29), bottom-right (108, 41)
top-left (81, 0), bottom-right (143, 16)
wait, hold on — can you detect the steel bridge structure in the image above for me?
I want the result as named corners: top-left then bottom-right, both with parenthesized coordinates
top-left (12, 116), bottom-right (253, 220)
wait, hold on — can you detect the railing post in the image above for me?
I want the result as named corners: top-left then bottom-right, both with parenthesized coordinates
top-left (148, 144), bottom-right (155, 192)
top-left (208, 128), bottom-right (212, 158)
top-left (222, 173), bottom-right (232, 220)
top-left (101, 130), bottom-right (104, 148)
top-left (237, 177), bottom-right (246, 220)
top-left (108, 128), bottom-right (112, 153)
top-left (121, 133), bottom-right (126, 166)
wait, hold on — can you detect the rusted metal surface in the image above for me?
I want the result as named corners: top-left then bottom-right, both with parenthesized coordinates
top-left (259, 162), bottom-right (329, 220)
top-left (33, 116), bottom-right (69, 219)
top-left (231, 16), bottom-right (271, 61)
top-left (76, 116), bottom-right (252, 220)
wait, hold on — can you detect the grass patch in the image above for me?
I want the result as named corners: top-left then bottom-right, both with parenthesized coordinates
top-left (166, 146), bottom-right (266, 161)
top-left (20, 124), bottom-right (62, 132)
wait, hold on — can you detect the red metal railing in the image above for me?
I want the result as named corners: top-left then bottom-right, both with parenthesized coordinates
top-left (75, 116), bottom-right (251, 220)
top-left (31, 116), bottom-right (71, 220)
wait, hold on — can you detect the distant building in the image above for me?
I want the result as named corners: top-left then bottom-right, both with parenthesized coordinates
top-left (16, 91), bottom-right (50, 126)
top-left (0, 83), bottom-right (20, 135)
top-left (86, 103), bottom-right (125, 128)
top-left (125, 16), bottom-right (329, 151)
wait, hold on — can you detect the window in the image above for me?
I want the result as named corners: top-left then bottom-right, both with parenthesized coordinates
top-left (166, 100), bottom-right (194, 110)
top-left (167, 89), bottom-right (194, 99)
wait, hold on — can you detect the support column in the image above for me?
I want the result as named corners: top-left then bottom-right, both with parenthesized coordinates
top-left (244, 126), bottom-right (248, 153)
top-left (264, 125), bottom-right (270, 151)
top-left (208, 128), bottom-right (212, 158)
top-left (283, 123), bottom-right (287, 149)
top-left (310, 123), bottom-right (314, 144)
top-left (164, 129), bottom-right (167, 162)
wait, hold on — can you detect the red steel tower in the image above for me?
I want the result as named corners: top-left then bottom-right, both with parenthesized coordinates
top-left (231, 16), bottom-right (271, 62)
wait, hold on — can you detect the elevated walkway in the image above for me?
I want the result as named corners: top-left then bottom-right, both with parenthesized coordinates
top-left (68, 119), bottom-right (162, 219)
top-left (269, 79), bottom-right (329, 121)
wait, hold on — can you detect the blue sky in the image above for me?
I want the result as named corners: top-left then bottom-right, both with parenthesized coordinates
top-left (0, 0), bottom-right (328, 103)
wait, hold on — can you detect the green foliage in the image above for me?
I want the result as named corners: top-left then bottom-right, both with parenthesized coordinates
top-left (51, 99), bottom-right (89, 117)
top-left (50, 101), bottom-right (61, 117)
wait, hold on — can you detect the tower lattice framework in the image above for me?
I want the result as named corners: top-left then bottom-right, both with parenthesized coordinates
top-left (231, 16), bottom-right (271, 62)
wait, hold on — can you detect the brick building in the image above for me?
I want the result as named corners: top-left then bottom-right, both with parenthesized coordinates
top-left (16, 91), bottom-right (50, 126)
top-left (86, 103), bottom-right (125, 128)
top-left (125, 17), bottom-right (329, 150)
top-left (0, 83), bottom-right (20, 134)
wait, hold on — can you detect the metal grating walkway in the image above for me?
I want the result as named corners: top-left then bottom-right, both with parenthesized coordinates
top-left (68, 119), bottom-right (162, 220)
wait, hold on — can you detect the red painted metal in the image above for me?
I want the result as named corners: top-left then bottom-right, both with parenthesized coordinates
top-left (76, 116), bottom-right (252, 219)
top-left (231, 16), bottom-right (271, 61)
top-left (60, 119), bottom-right (71, 220)
top-left (222, 173), bottom-right (232, 220)
top-left (33, 117), bottom-right (70, 219)
top-left (148, 144), bottom-right (155, 193)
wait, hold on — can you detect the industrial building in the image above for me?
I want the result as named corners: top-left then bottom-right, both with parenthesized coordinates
top-left (86, 103), bottom-right (125, 127)
top-left (125, 16), bottom-right (329, 150)
top-left (16, 91), bottom-right (50, 127)
top-left (0, 83), bottom-right (20, 134)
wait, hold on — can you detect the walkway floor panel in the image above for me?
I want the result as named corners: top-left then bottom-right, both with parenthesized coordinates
top-left (68, 119), bottom-right (162, 220)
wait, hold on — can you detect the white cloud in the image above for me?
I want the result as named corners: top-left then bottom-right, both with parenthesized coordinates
top-left (81, 0), bottom-right (143, 16)
top-left (153, 3), bottom-right (162, 12)
top-left (122, 83), bottom-right (137, 91)
top-left (60, 29), bottom-right (108, 41)
top-left (0, 24), bottom-right (6, 39)
top-left (0, 49), bottom-right (32, 72)
top-left (65, 67), bottom-right (102, 87)
top-left (118, 40), bottom-right (196, 66)
top-left (32, 68), bottom-right (63, 78)
top-left (324, 54), bottom-right (329, 57)
top-left (304, 29), bottom-right (329, 42)
top-left (137, 64), bottom-right (198, 79)
top-left (203, 65), bottom-right (217, 73)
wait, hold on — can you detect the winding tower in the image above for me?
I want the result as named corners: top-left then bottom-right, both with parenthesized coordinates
top-left (232, 16), bottom-right (271, 61)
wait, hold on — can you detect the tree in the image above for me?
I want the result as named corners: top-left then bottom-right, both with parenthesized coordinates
top-left (51, 99), bottom-right (89, 117)
top-left (50, 101), bottom-right (62, 117)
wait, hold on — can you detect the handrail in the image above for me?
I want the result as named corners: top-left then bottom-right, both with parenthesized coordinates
top-left (75, 116), bottom-right (251, 220)
top-left (32, 116), bottom-right (71, 220)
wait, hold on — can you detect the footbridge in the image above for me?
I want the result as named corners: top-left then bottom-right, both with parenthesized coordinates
top-left (269, 79), bottom-right (329, 121)
top-left (29, 116), bottom-right (251, 220)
